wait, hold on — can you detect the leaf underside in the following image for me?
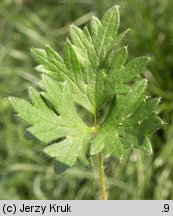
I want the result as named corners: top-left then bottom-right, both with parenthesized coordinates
top-left (10, 5), bottom-right (162, 168)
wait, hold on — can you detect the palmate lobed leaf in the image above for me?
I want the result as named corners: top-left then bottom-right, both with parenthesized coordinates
top-left (10, 5), bottom-right (162, 169)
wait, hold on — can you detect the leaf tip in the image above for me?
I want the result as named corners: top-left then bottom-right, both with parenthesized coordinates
top-left (147, 56), bottom-right (151, 63)
top-left (115, 4), bottom-right (120, 10)
top-left (162, 120), bottom-right (168, 126)
top-left (45, 43), bottom-right (50, 48)
top-left (157, 96), bottom-right (162, 104)
top-left (124, 45), bottom-right (128, 52)
top-left (69, 24), bottom-right (76, 30)
top-left (8, 96), bottom-right (15, 104)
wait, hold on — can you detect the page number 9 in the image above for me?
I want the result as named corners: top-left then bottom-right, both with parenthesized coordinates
top-left (162, 204), bottom-right (169, 213)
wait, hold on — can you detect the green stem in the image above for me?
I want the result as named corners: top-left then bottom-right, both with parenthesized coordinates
top-left (97, 152), bottom-right (107, 200)
top-left (93, 111), bottom-right (108, 200)
top-left (93, 112), bottom-right (97, 129)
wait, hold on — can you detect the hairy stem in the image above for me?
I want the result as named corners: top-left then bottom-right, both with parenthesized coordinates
top-left (97, 151), bottom-right (107, 200)
top-left (93, 112), bottom-right (108, 199)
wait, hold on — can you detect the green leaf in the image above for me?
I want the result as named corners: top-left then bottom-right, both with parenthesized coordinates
top-left (92, 5), bottom-right (120, 57)
top-left (10, 77), bottom-right (92, 166)
top-left (10, 5), bottom-right (162, 169)
top-left (53, 160), bottom-right (69, 175)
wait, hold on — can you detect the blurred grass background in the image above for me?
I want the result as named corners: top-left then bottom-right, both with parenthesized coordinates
top-left (0, 0), bottom-right (173, 199)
